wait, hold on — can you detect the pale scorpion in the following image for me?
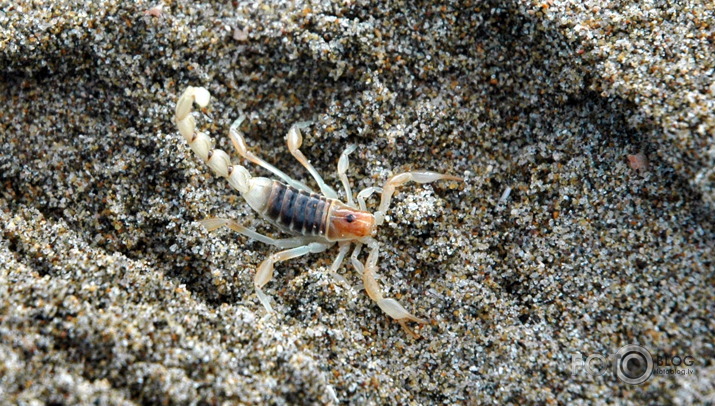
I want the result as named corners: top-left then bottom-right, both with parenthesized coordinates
top-left (174, 86), bottom-right (462, 336)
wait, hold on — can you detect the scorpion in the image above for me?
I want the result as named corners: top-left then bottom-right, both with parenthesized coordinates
top-left (174, 86), bottom-right (462, 337)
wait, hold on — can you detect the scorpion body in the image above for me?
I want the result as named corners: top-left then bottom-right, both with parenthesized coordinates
top-left (262, 181), bottom-right (374, 241)
top-left (174, 86), bottom-right (460, 337)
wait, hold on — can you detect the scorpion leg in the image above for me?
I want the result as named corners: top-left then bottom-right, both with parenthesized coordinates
top-left (336, 145), bottom-right (357, 207)
top-left (374, 171), bottom-right (463, 226)
top-left (356, 186), bottom-right (383, 211)
top-left (285, 123), bottom-right (339, 199)
top-left (198, 218), bottom-right (311, 249)
top-left (328, 241), bottom-right (352, 284)
top-left (361, 243), bottom-right (427, 338)
top-left (254, 242), bottom-right (332, 313)
top-left (349, 243), bottom-right (364, 275)
top-left (228, 117), bottom-right (312, 192)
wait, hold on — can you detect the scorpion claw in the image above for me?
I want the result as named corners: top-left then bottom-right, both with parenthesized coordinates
top-left (255, 287), bottom-right (274, 314)
top-left (359, 245), bottom-right (428, 337)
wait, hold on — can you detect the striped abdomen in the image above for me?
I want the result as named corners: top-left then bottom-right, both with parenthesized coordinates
top-left (263, 181), bottom-right (332, 236)
top-left (261, 181), bottom-right (376, 241)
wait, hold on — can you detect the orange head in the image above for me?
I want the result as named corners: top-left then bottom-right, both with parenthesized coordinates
top-left (327, 204), bottom-right (376, 241)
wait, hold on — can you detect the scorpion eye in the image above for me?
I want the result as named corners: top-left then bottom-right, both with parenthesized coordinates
top-left (345, 214), bottom-right (355, 223)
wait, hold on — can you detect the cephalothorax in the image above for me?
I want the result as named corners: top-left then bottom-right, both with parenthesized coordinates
top-left (174, 86), bottom-right (461, 337)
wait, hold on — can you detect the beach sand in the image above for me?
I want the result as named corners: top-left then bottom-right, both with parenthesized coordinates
top-left (1, 0), bottom-right (713, 404)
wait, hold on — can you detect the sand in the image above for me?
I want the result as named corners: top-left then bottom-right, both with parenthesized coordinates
top-left (1, 0), bottom-right (713, 404)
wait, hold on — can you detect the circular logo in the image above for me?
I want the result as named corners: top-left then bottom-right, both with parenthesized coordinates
top-left (615, 345), bottom-right (653, 385)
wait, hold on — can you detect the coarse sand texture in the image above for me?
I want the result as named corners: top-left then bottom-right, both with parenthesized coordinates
top-left (1, 1), bottom-right (713, 404)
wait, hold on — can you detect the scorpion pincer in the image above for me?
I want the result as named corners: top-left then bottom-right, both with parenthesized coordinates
top-left (174, 86), bottom-right (462, 337)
